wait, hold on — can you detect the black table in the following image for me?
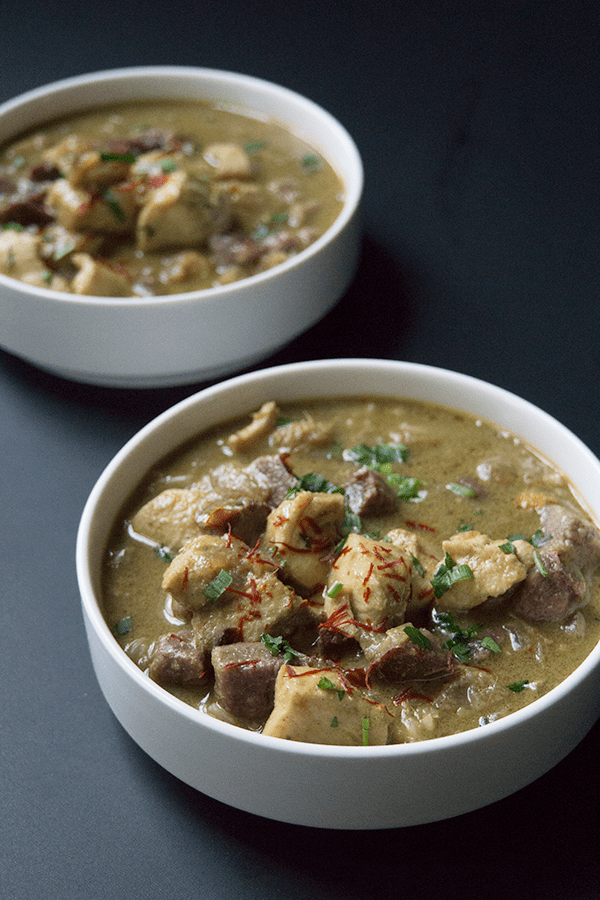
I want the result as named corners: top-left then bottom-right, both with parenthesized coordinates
top-left (3, 2), bottom-right (599, 897)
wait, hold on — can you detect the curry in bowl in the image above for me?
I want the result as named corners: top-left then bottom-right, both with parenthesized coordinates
top-left (101, 395), bottom-right (600, 746)
top-left (0, 99), bottom-right (344, 296)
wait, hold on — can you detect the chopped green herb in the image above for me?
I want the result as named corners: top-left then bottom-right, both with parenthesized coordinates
top-left (2, 222), bottom-right (25, 231)
top-left (431, 552), bottom-right (474, 599)
top-left (331, 717), bottom-right (339, 728)
top-left (100, 151), bottom-right (136, 163)
top-left (245, 140), bottom-right (266, 154)
top-left (403, 625), bottom-right (432, 650)
top-left (447, 482), bottom-right (477, 498)
top-left (103, 189), bottom-right (125, 222)
top-left (435, 612), bottom-right (480, 663)
top-left (326, 581), bottom-right (343, 598)
top-left (155, 545), bottom-right (174, 563)
top-left (533, 550), bottom-right (548, 577)
top-left (54, 243), bottom-right (76, 261)
top-left (317, 676), bottom-right (345, 700)
top-left (531, 529), bottom-right (550, 547)
top-left (302, 153), bottom-right (321, 172)
top-left (276, 416), bottom-right (293, 427)
top-left (458, 523), bottom-right (474, 532)
top-left (286, 472), bottom-right (344, 497)
top-left (499, 540), bottom-right (515, 554)
top-left (114, 615), bottom-right (133, 636)
top-left (260, 633), bottom-right (302, 663)
top-left (481, 636), bottom-right (501, 654)
top-left (361, 716), bottom-right (370, 746)
top-left (410, 553), bottom-right (425, 578)
top-left (386, 474), bottom-right (424, 500)
top-left (204, 568), bottom-right (233, 601)
top-left (508, 680), bottom-right (530, 693)
top-left (344, 442), bottom-right (409, 472)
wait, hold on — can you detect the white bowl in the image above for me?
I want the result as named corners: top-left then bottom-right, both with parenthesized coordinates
top-left (0, 67), bottom-right (362, 388)
top-left (76, 359), bottom-right (600, 828)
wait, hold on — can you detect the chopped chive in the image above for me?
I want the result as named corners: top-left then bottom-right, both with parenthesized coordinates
top-left (204, 568), bottom-right (233, 601)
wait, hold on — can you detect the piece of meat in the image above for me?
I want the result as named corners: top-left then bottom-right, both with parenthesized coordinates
top-left (436, 531), bottom-right (528, 610)
top-left (262, 665), bottom-right (390, 745)
top-left (264, 489), bottom-right (346, 594)
top-left (511, 547), bottom-right (588, 622)
top-left (211, 641), bottom-right (287, 722)
top-left (0, 191), bottom-right (54, 227)
top-left (203, 142), bottom-right (252, 180)
top-left (344, 466), bottom-right (398, 517)
top-left (268, 415), bottom-right (334, 452)
top-left (148, 630), bottom-right (208, 687)
top-left (509, 505), bottom-right (600, 622)
top-left (46, 178), bottom-right (138, 233)
top-left (361, 625), bottom-right (454, 687)
top-left (0, 229), bottom-right (49, 286)
top-left (136, 170), bottom-right (215, 252)
top-left (387, 527), bottom-right (437, 615)
top-left (70, 252), bottom-right (132, 296)
top-left (205, 501), bottom-right (271, 547)
top-left (227, 402), bottom-right (280, 452)
top-left (244, 454), bottom-right (298, 506)
top-left (324, 532), bottom-right (412, 629)
top-left (540, 504), bottom-right (600, 575)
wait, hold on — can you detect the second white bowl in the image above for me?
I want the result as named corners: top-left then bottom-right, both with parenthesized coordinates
top-left (0, 67), bottom-right (363, 387)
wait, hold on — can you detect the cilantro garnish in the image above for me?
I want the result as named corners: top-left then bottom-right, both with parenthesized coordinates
top-left (100, 151), bottom-right (136, 163)
top-left (302, 153), bottom-right (321, 172)
top-left (533, 550), bottom-right (548, 577)
top-left (245, 140), bottom-right (266, 154)
top-left (410, 553), bottom-right (425, 578)
top-left (317, 676), bottom-right (345, 701)
top-left (114, 615), bottom-right (132, 636)
top-left (155, 545), bottom-right (173, 563)
top-left (403, 625), bottom-right (432, 651)
top-left (286, 472), bottom-right (344, 497)
top-left (260, 633), bottom-right (302, 663)
top-left (204, 568), bottom-right (233, 601)
top-left (103, 188), bottom-right (125, 222)
top-left (508, 680), bottom-right (530, 693)
top-left (344, 442), bottom-right (409, 473)
top-left (430, 552), bottom-right (474, 599)
top-left (447, 482), bottom-right (477, 498)
top-left (386, 474), bottom-right (424, 500)
top-left (480, 636), bottom-right (501, 654)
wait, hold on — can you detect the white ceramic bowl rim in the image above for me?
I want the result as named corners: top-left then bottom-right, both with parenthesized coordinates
top-left (0, 65), bottom-right (363, 306)
top-left (76, 358), bottom-right (600, 759)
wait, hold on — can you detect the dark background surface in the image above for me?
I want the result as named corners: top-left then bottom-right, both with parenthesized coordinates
top-left (2, 2), bottom-right (599, 897)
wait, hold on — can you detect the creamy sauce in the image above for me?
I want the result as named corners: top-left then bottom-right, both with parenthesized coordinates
top-left (102, 397), bottom-right (600, 745)
top-left (0, 100), bottom-right (344, 296)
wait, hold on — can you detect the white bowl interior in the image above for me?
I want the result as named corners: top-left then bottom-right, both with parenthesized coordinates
top-left (77, 359), bottom-right (600, 827)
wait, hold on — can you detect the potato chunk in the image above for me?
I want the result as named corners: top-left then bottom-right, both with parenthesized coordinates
top-left (262, 666), bottom-right (390, 745)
